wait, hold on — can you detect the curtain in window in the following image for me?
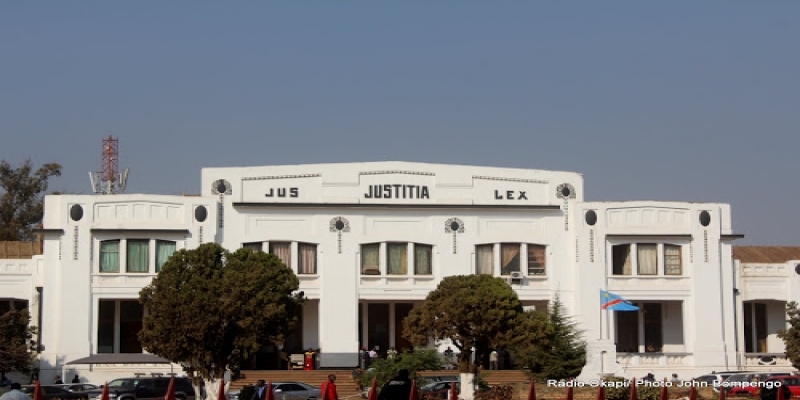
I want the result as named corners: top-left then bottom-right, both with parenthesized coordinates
top-left (664, 245), bottom-right (682, 275)
top-left (100, 241), bottom-right (120, 272)
top-left (127, 240), bottom-right (149, 273)
top-left (155, 240), bottom-right (176, 272)
top-left (415, 244), bottom-right (432, 275)
top-left (501, 243), bottom-right (521, 275)
top-left (361, 244), bottom-right (380, 275)
top-left (242, 242), bottom-right (263, 252)
top-left (637, 244), bottom-right (657, 275)
top-left (613, 244), bottom-right (632, 275)
top-left (298, 243), bottom-right (317, 274)
top-left (387, 243), bottom-right (408, 275)
top-left (527, 245), bottom-right (546, 275)
top-left (269, 242), bottom-right (291, 267)
top-left (476, 245), bottom-right (493, 275)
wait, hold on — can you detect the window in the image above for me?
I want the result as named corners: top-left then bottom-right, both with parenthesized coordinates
top-left (100, 240), bottom-right (120, 272)
top-left (527, 245), bottom-right (546, 275)
top-left (155, 240), bottom-right (176, 272)
top-left (242, 242), bottom-right (263, 252)
top-left (387, 243), bottom-right (408, 275)
top-left (298, 243), bottom-right (317, 274)
top-left (612, 244), bottom-right (631, 275)
top-left (415, 244), bottom-right (433, 275)
top-left (500, 244), bottom-right (521, 275)
top-left (126, 240), bottom-right (149, 273)
top-left (97, 300), bottom-right (144, 353)
top-left (361, 244), bottom-right (380, 275)
top-left (637, 244), bottom-right (657, 275)
top-left (476, 245), bottom-right (493, 275)
top-left (612, 243), bottom-right (684, 276)
top-left (360, 242), bottom-right (433, 275)
top-left (475, 243), bottom-right (547, 276)
top-left (664, 245), bottom-right (682, 275)
top-left (269, 242), bottom-right (291, 267)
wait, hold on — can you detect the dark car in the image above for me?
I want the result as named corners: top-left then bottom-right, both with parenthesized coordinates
top-left (419, 381), bottom-right (490, 399)
top-left (21, 385), bottom-right (88, 400)
top-left (55, 384), bottom-right (100, 393)
top-left (83, 377), bottom-right (195, 400)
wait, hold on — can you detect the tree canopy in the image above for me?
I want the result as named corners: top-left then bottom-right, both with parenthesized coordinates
top-left (0, 159), bottom-right (62, 241)
top-left (139, 243), bottom-right (303, 393)
top-left (0, 307), bottom-right (41, 376)
top-left (512, 293), bottom-right (586, 380)
top-left (778, 301), bottom-right (800, 370)
top-left (403, 274), bottom-right (548, 372)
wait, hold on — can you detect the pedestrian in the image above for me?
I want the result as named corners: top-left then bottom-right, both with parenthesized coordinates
top-left (325, 375), bottom-right (339, 400)
top-left (72, 375), bottom-right (80, 384)
top-left (0, 383), bottom-right (31, 400)
top-left (489, 350), bottom-right (498, 370)
top-left (251, 380), bottom-right (267, 400)
top-left (377, 369), bottom-right (413, 400)
top-left (670, 373), bottom-right (680, 384)
top-left (54, 375), bottom-right (64, 384)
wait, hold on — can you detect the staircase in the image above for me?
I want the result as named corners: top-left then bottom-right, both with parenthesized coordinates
top-left (233, 371), bottom-right (361, 396)
top-left (234, 369), bottom-right (529, 396)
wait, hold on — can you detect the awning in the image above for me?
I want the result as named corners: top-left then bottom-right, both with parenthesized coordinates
top-left (66, 354), bottom-right (172, 365)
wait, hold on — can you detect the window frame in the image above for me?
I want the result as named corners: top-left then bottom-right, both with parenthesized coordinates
top-left (609, 242), bottom-right (685, 277)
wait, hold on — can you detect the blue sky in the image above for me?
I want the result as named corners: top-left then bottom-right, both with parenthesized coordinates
top-left (1, 2), bottom-right (798, 245)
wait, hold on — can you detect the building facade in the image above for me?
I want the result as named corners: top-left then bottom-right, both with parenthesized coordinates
top-left (1, 162), bottom-right (796, 384)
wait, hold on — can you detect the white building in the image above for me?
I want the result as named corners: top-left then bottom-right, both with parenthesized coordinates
top-left (1, 161), bottom-right (796, 383)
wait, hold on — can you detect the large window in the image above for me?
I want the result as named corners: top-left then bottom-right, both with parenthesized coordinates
top-left (100, 240), bottom-right (120, 272)
top-left (360, 242), bottom-right (433, 276)
top-left (126, 240), bottom-right (149, 273)
top-left (475, 243), bottom-right (547, 276)
top-left (298, 243), bottom-right (317, 274)
top-left (361, 244), bottom-right (380, 275)
top-left (387, 243), bottom-right (408, 275)
top-left (269, 242), bottom-right (292, 267)
top-left (612, 243), bottom-right (684, 276)
top-left (98, 239), bottom-right (177, 274)
top-left (97, 299), bottom-right (144, 353)
top-left (155, 240), bottom-right (176, 272)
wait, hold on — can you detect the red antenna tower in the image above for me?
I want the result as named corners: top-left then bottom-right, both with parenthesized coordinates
top-left (89, 135), bottom-right (128, 194)
top-left (101, 135), bottom-right (119, 185)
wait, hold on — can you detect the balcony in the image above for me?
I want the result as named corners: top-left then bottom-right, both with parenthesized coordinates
top-left (742, 353), bottom-right (792, 368)
top-left (617, 352), bottom-right (693, 367)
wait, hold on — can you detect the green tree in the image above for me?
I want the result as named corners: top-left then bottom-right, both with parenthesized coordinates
top-left (0, 160), bottom-right (62, 241)
top-left (778, 301), bottom-right (800, 369)
top-left (404, 275), bottom-right (538, 372)
top-left (517, 293), bottom-right (586, 380)
top-left (139, 243), bottom-right (304, 400)
top-left (354, 349), bottom-right (444, 389)
top-left (0, 307), bottom-right (42, 379)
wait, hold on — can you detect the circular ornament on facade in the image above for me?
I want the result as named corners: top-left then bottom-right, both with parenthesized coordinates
top-left (556, 183), bottom-right (576, 199)
top-left (444, 218), bottom-right (465, 233)
top-left (795, 264), bottom-right (800, 275)
top-left (211, 179), bottom-right (232, 195)
top-left (329, 217), bottom-right (350, 232)
top-left (699, 211), bottom-right (711, 227)
top-left (195, 206), bottom-right (208, 222)
top-left (585, 210), bottom-right (597, 226)
top-left (69, 204), bottom-right (83, 221)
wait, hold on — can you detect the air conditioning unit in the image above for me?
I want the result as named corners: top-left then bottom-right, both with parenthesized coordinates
top-left (509, 271), bottom-right (524, 285)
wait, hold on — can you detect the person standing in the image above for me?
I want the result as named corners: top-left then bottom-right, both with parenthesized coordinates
top-left (72, 375), bottom-right (80, 384)
top-left (54, 376), bottom-right (64, 384)
top-left (304, 348), bottom-right (316, 371)
top-left (489, 351), bottom-right (498, 370)
top-left (378, 369), bottom-right (413, 400)
top-left (325, 375), bottom-right (339, 400)
top-left (251, 380), bottom-right (267, 400)
top-left (0, 383), bottom-right (31, 400)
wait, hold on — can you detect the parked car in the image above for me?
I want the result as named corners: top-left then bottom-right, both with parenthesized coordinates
top-left (54, 384), bottom-right (100, 393)
top-left (362, 375), bottom-right (460, 398)
top-left (760, 376), bottom-right (800, 400)
top-left (83, 377), bottom-right (195, 400)
top-left (693, 371), bottom-right (755, 393)
top-left (724, 372), bottom-right (793, 396)
top-left (21, 385), bottom-right (88, 400)
top-left (419, 381), bottom-right (490, 399)
top-left (229, 382), bottom-right (321, 400)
